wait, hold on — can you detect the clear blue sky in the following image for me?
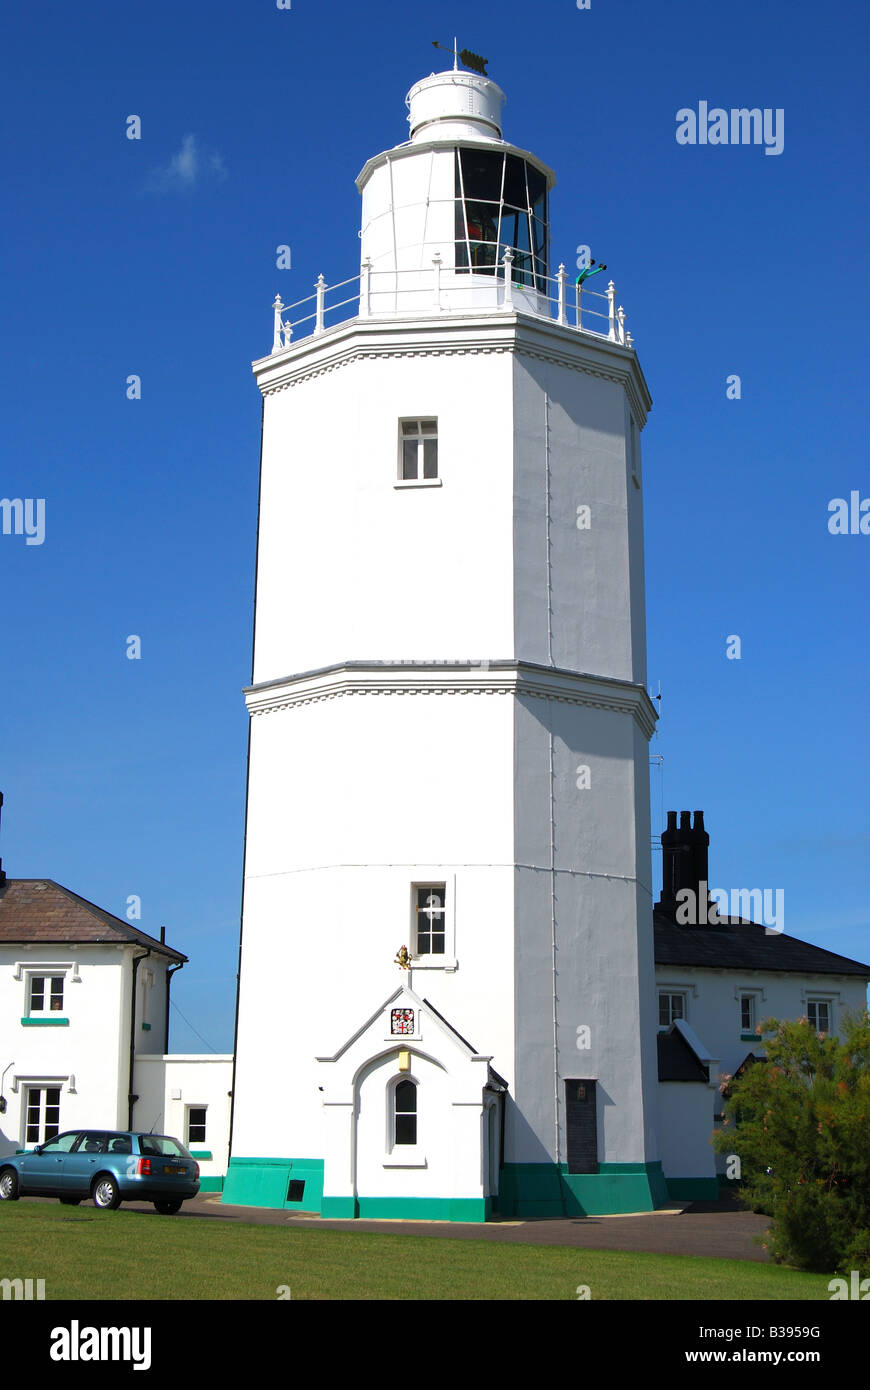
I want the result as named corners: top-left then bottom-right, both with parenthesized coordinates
top-left (2, 0), bottom-right (868, 1051)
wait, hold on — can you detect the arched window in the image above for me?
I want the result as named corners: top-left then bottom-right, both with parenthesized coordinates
top-left (394, 1079), bottom-right (417, 1146)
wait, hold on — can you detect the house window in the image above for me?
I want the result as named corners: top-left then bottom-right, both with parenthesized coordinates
top-left (414, 886), bottom-right (446, 955)
top-left (29, 975), bottom-right (64, 1014)
top-left (399, 419), bottom-right (438, 481)
top-left (394, 1079), bottom-right (417, 1146)
top-left (658, 992), bottom-right (685, 1028)
top-left (740, 994), bottom-right (755, 1032)
top-left (187, 1107), bottom-right (207, 1146)
top-left (25, 1086), bottom-right (61, 1145)
top-left (807, 999), bottom-right (831, 1034)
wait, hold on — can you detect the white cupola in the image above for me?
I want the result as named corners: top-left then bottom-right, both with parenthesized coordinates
top-left (406, 70), bottom-right (505, 142)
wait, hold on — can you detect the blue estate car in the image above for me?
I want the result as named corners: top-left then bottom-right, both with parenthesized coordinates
top-left (0, 1130), bottom-right (200, 1214)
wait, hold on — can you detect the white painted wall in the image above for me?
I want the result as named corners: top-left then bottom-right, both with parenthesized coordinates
top-left (654, 965), bottom-right (868, 1080)
top-left (657, 1082), bottom-right (718, 1180)
top-left (0, 943), bottom-right (173, 1158)
top-left (134, 1055), bottom-right (233, 1186)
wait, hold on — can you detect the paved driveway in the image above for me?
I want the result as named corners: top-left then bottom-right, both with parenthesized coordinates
top-left (116, 1190), bottom-right (772, 1262)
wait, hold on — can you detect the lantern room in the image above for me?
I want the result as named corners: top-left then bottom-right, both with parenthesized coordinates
top-left (355, 68), bottom-right (556, 314)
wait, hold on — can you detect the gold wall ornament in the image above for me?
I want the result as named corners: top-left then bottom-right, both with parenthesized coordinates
top-left (394, 944), bottom-right (411, 970)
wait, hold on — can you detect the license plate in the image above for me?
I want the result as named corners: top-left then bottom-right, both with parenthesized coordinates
top-left (163, 1164), bottom-right (184, 1174)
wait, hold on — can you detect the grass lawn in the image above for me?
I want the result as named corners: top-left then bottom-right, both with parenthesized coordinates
top-left (0, 1200), bottom-right (834, 1300)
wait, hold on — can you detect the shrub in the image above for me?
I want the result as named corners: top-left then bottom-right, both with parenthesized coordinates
top-left (713, 1010), bottom-right (870, 1273)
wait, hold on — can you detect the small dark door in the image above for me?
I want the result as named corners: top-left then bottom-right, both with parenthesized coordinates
top-left (565, 1079), bottom-right (598, 1174)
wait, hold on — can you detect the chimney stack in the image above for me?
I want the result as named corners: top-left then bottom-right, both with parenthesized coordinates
top-left (656, 809), bottom-right (710, 922)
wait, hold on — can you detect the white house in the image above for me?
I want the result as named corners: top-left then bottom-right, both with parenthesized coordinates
top-left (0, 842), bottom-right (231, 1192)
top-left (652, 809), bottom-right (870, 1192)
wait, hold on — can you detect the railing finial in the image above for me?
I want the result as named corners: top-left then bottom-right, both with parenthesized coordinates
top-left (502, 248), bottom-right (514, 310)
top-left (272, 294), bottom-right (285, 354)
top-left (556, 263), bottom-right (567, 326)
top-left (314, 274), bottom-right (327, 334)
top-left (607, 280), bottom-right (617, 342)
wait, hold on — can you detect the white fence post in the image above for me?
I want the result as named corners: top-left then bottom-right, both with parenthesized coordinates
top-left (272, 295), bottom-right (285, 353)
top-left (557, 263), bottom-right (567, 325)
top-left (502, 248), bottom-right (514, 310)
top-left (607, 280), bottom-right (617, 341)
top-left (360, 258), bottom-right (372, 317)
top-left (432, 251), bottom-right (442, 310)
top-left (314, 274), bottom-right (326, 334)
top-left (617, 305), bottom-right (626, 345)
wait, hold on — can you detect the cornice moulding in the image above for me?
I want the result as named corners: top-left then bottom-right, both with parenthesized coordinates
top-left (253, 313), bottom-right (652, 426)
top-left (244, 660), bottom-right (657, 738)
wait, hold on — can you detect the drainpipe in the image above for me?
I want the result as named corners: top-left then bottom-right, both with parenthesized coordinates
top-left (128, 948), bottom-right (151, 1130)
top-left (548, 725), bottom-right (560, 1174)
top-left (164, 959), bottom-right (184, 1054)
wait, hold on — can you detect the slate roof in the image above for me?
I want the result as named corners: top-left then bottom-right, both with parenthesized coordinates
top-left (0, 879), bottom-right (186, 962)
top-left (654, 909), bottom-right (870, 978)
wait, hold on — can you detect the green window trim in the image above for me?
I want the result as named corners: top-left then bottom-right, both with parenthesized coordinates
top-left (21, 1017), bottom-right (69, 1027)
top-left (189, 1150), bottom-right (212, 1160)
top-left (740, 1032), bottom-right (761, 1041)
top-left (141, 1022), bottom-right (152, 1031)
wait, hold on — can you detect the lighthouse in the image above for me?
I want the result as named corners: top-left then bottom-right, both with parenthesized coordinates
top-left (224, 57), bottom-right (666, 1219)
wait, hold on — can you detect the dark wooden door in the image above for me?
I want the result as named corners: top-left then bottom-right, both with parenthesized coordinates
top-left (565, 1079), bottom-right (598, 1173)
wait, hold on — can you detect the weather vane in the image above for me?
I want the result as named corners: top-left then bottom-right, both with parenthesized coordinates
top-left (432, 38), bottom-right (488, 76)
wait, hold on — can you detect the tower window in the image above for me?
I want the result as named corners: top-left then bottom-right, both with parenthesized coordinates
top-left (740, 994), bottom-right (755, 1032)
top-left (415, 885), bottom-right (446, 955)
top-left (399, 419), bottom-right (438, 481)
top-left (394, 1079), bottom-right (417, 1146)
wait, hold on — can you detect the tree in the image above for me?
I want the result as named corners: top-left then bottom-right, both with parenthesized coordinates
top-left (713, 1010), bottom-right (870, 1273)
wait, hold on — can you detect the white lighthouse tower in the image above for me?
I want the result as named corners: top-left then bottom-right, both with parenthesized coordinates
top-left (224, 58), bottom-right (665, 1219)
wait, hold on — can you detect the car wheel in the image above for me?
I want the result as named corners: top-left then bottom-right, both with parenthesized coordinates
top-left (59, 1196), bottom-right (82, 1205)
top-left (92, 1175), bottom-right (122, 1210)
top-left (153, 1199), bottom-right (183, 1215)
top-left (0, 1168), bottom-right (20, 1201)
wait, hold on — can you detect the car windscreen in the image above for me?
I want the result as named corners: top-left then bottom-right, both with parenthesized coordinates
top-left (136, 1135), bottom-right (191, 1158)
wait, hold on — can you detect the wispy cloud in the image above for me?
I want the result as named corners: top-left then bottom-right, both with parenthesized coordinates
top-left (143, 134), bottom-right (226, 194)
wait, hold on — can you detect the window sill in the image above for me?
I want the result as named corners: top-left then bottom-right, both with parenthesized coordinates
top-left (383, 1154), bottom-right (428, 1169)
top-left (410, 957), bottom-right (457, 971)
top-left (21, 1017), bottom-right (69, 1026)
top-left (740, 1033), bottom-right (760, 1042)
top-left (189, 1150), bottom-right (212, 1160)
top-left (394, 478), bottom-right (442, 489)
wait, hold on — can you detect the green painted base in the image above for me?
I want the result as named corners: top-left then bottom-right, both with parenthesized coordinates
top-left (665, 1177), bottom-right (721, 1200)
top-left (320, 1195), bottom-right (491, 1222)
top-left (197, 1176), bottom-right (224, 1193)
top-left (359, 1196), bottom-right (488, 1222)
top-left (222, 1157), bottom-right (324, 1210)
top-left (499, 1162), bottom-right (671, 1218)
